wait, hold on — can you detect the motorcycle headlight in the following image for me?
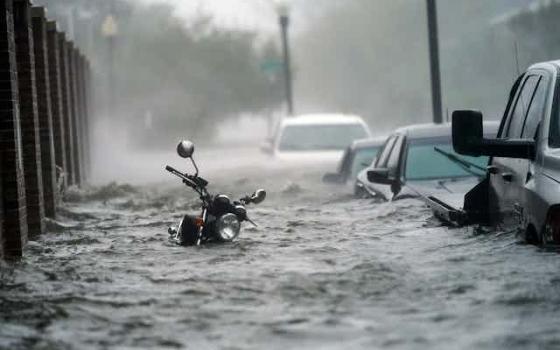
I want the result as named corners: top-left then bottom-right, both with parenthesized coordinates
top-left (214, 195), bottom-right (231, 206)
top-left (216, 213), bottom-right (241, 241)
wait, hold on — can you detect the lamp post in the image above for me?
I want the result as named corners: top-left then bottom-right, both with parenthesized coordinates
top-left (101, 7), bottom-right (118, 117)
top-left (277, 2), bottom-right (294, 116)
top-left (426, 0), bottom-right (443, 124)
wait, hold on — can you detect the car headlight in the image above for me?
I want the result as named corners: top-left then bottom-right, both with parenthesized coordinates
top-left (216, 213), bottom-right (241, 241)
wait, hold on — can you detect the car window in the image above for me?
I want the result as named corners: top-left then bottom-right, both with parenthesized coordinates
top-left (387, 136), bottom-right (404, 175)
top-left (521, 76), bottom-right (548, 140)
top-left (405, 137), bottom-right (489, 181)
top-left (278, 124), bottom-right (369, 151)
top-left (497, 74), bottom-right (525, 138)
top-left (375, 136), bottom-right (397, 168)
top-left (351, 146), bottom-right (380, 178)
top-left (504, 75), bottom-right (540, 138)
top-left (551, 83), bottom-right (560, 147)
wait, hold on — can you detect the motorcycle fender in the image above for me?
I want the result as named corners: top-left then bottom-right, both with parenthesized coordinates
top-left (179, 214), bottom-right (200, 246)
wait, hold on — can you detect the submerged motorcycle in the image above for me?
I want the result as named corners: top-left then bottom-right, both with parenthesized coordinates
top-left (166, 140), bottom-right (266, 246)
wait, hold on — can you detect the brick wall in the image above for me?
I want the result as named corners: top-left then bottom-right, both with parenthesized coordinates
top-left (31, 7), bottom-right (56, 218)
top-left (14, 0), bottom-right (45, 237)
top-left (0, 2), bottom-right (93, 260)
top-left (0, 0), bottom-right (28, 257)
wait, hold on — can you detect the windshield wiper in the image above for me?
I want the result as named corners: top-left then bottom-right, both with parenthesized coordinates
top-left (433, 147), bottom-right (486, 178)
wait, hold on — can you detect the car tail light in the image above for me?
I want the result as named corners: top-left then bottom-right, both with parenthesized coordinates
top-left (544, 206), bottom-right (560, 244)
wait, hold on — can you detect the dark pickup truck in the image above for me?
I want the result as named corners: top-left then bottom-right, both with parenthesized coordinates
top-left (435, 60), bottom-right (560, 245)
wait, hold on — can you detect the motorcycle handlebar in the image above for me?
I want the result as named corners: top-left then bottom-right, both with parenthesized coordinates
top-left (165, 165), bottom-right (189, 181)
top-left (165, 165), bottom-right (201, 189)
top-left (165, 165), bottom-right (176, 173)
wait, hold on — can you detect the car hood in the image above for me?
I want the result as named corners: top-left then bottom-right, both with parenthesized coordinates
top-left (407, 177), bottom-right (481, 210)
top-left (355, 169), bottom-right (482, 205)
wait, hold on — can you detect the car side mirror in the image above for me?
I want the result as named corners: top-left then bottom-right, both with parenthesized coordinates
top-left (322, 173), bottom-right (343, 184)
top-left (452, 110), bottom-right (536, 160)
top-left (452, 110), bottom-right (484, 156)
top-left (367, 168), bottom-right (395, 185)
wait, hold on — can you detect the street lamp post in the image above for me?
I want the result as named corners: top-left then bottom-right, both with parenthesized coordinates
top-left (277, 3), bottom-right (294, 116)
top-left (426, 0), bottom-right (443, 124)
top-left (101, 6), bottom-right (118, 117)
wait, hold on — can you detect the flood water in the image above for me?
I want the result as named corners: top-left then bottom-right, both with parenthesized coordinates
top-left (2, 148), bottom-right (560, 350)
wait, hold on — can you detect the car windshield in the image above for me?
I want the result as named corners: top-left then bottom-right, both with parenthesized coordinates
top-left (351, 146), bottom-right (380, 178)
top-left (405, 138), bottom-right (488, 181)
top-left (278, 124), bottom-right (369, 151)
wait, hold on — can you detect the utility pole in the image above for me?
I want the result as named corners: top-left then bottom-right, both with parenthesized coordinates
top-left (426, 0), bottom-right (443, 124)
top-left (278, 5), bottom-right (294, 116)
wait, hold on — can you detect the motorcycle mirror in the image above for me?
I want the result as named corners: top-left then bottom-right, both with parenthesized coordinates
top-left (251, 189), bottom-right (266, 204)
top-left (177, 140), bottom-right (195, 158)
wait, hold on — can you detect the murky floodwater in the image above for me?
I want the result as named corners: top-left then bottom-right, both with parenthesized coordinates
top-left (2, 149), bottom-right (560, 350)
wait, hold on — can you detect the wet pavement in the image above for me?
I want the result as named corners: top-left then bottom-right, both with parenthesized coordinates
top-left (2, 149), bottom-right (560, 350)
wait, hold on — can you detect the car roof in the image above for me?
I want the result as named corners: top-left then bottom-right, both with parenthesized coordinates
top-left (394, 123), bottom-right (451, 139)
top-left (280, 114), bottom-right (366, 126)
top-left (529, 60), bottom-right (560, 73)
top-left (393, 121), bottom-right (500, 139)
top-left (351, 137), bottom-right (387, 150)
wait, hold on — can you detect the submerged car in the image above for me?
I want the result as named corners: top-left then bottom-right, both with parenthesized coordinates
top-left (356, 122), bottom-right (498, 201)
top-left (322, 137), bottom-right (385, 187)
top-left (261, 114), bottom-right (371, 166)
top-left (445, 60), bottom-right (560, 245)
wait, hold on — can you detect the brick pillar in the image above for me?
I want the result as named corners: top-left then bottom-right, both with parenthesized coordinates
top-left (31, 7), bottom-right (55, 218)
top-left (14, 0), bottom-right (44, 237)
top-left (57, 33), bottom-right (75, 185)
top-left (83, 58), bottom-right (92, 178)
top-left (82, 56), bottom-right (91, 179)
top-left (76, 54), bottom-right (87, 182)
top-left (0, 0), bottom-right (27, 257)
top-left (67, 45), bottom-right (81, 185)
top-left (82, 56), bottom-right (92, 178)
top-left (46, 22), bottom-right (66, 189)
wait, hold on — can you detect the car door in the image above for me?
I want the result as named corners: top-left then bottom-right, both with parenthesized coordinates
top-left (367, 135), bottom-right (398, 200)
top-left (489, 73), bottom-right (547, 228)
top-left (518, 73), bottom-right (550, 241)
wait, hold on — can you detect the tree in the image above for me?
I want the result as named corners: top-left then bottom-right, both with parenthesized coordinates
top-left (35, 0), bottom-right (284, 147)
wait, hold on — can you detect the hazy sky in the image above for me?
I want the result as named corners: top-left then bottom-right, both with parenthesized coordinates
top-left (135, 0), bottom-right (290, 32)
